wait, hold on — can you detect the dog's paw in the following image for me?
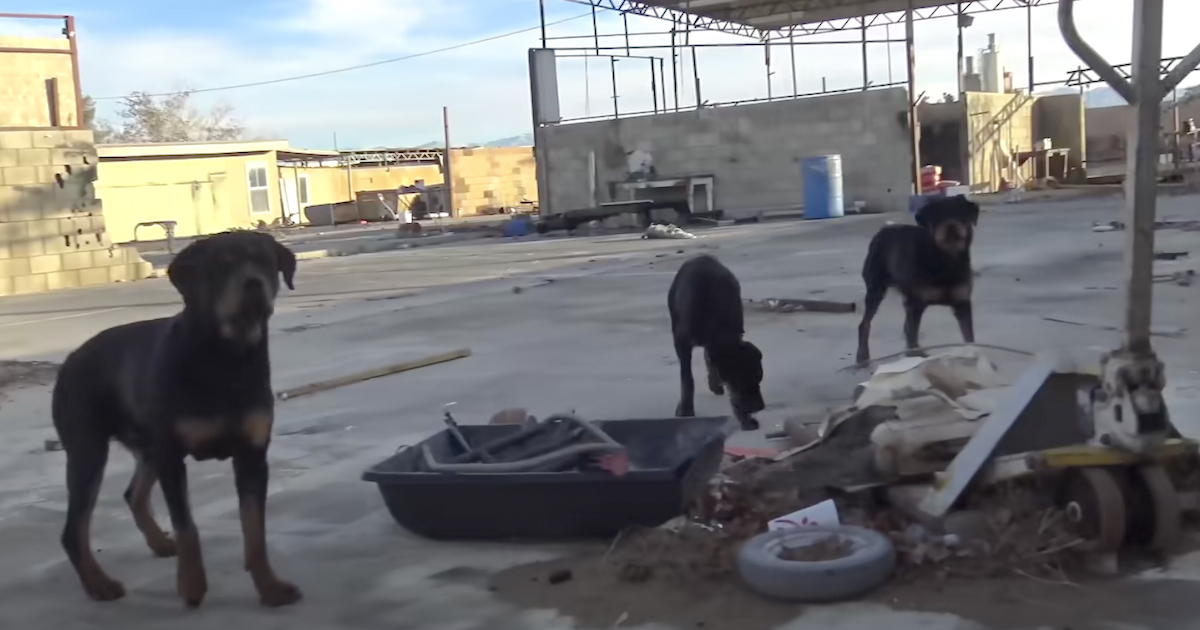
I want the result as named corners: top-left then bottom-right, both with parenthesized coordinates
top-left (738, 417), bottom-right (761, 431)
top-left (258, 579), bottom-right (303, 608)
top-left (83, 573), bottom-right (126, 602)
top-left (674, 403), bottom-right (695, 417)
top-left (149, 535), bottom-right (177, 558)
top-left (707, 379), bottom-right (726, 396)
top-left (178, 567), bottom-right (208, 608)
top-left (904, 349), bottom-right (929, 359)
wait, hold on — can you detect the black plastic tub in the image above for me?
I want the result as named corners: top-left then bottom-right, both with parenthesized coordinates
top-left (362, 416), bottom-right (734, 540)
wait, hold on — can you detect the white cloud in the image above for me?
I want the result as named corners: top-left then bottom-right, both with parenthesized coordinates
top-left (60, 0), bottom-right (1200, 148)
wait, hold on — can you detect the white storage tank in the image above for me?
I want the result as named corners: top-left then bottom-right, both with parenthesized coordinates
top-left (981, 33), bottom-right (1002, 93)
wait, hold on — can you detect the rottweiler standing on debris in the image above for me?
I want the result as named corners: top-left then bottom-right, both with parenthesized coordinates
top-left (669, 254), bottom-right (765, 430)
top-left (855, 195), bottom-right (981, 365)
top-left (51, 231), bottom-right (301, 609)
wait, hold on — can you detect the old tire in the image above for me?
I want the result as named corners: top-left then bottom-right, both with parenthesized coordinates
top-left (736, 526), bottom-right (895, 603)
top-left (1132, 464), bottom-right (1182, 552)
top-left (1064, 467), bottom-right (1127, 553)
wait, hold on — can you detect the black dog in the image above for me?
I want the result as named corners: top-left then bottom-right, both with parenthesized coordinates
top-left (855, 195), bottom-right (980, 365)
top-left (668, 254), bottom-right (765, 430)
top-left (51, 231), bottom-right (300, 608)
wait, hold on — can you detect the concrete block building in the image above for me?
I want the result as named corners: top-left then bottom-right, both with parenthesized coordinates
top-left (0, 20), bottom-right (152, 296)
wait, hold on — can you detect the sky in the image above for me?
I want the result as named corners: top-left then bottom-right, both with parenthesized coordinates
top-left (1, 0), bottom-right (1197, 149)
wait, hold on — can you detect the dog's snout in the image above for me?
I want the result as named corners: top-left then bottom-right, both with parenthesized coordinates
top-left (243, 276), bottom-right (264, 293)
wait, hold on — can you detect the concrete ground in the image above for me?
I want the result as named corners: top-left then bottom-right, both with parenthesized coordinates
top-left (4, 196), bottom-right (1200, 628)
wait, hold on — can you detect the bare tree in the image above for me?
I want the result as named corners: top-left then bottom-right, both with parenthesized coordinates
top-left (82, 95), bottom-right (115, 143)
top-left (86, 90), bottom-right (245, 144)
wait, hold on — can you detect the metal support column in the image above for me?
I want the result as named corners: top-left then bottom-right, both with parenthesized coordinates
top-left (906, 2), bottom-right (921, 194)
top-left (766, 39), bottom-right (773, 100)
top-left (861, 19), bottom-right (869, 90)
top-left (956, 3), bottom-right (964, 96)
top-left (1026, 0), bottom-right (1034, 93)
top-left (443, 106), bottom-right (453, 217)
top-left (538, 0), bottom-right (546, 48)
top-left (1057, 0), bottom-right (1200, 453)
top-left (789, 32), bottom-right (798, 97)
top-left (651, 59), bottom-right (659, 113)
top-left (671, 21), bottom-right (679, 111)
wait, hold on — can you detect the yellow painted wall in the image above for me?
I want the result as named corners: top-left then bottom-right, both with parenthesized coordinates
top-left (449, 147), bottom-right (536, 216)
top-left (0, 36), bottom-right (79, 128)
top-left (97, 152), bottom-right (282, 242)
top-left (286, 164), bottom-right (445, 218)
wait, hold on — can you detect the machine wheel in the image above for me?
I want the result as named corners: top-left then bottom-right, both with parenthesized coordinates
top-left (1131, 464), bottom-right (1182, 552)
top-left (1063, 467), bottom-right (1128, 553)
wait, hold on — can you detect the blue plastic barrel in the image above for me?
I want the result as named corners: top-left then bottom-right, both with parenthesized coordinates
top-left (801, 155), bottom-right (845, 220)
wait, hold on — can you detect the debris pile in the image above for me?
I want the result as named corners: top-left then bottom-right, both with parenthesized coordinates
top-left (642, 223), bottom-right (697, 240)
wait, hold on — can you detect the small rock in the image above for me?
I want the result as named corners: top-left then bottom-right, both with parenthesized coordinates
top-left (512, 286), bottom-right (523, 294)
top-left (547, 568), bottom-right (573, 585)
top-left (941, 510), bottom-right (992, 545)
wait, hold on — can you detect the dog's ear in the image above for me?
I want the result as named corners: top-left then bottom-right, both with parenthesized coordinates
top-left (963, 199), bottom-right (981, 226)
top-left (167, 238), bottom-right (210, 303)
top-left (273, 240), bottom-right (296, 290)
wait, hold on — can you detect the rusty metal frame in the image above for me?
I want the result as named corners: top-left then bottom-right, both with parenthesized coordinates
top-left (0, 12), bottom-right (84, 128)
top-left (568, 0), bottom-right (1059, 39)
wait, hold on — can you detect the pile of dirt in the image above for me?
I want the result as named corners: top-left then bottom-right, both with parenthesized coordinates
top-left (0, 360), bottom-right (59, 395)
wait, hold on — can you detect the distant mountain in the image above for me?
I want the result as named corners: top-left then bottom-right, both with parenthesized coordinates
top-left (1041, 85), bottom-right (1128, 108)
top-left (482, 133), bottom-right (534, 148)
top-left (404, 133), bottom-right (532, 150)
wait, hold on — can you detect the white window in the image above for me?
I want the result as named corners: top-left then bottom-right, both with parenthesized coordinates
top-left (297, 174), bottom-right (310, 206)
top-left (246, 162), bottom-right (270, 214)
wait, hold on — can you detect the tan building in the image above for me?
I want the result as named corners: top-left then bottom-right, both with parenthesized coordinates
top-left (0, 18), bottom-right (152, 296)
top-left (98, 142), bottom-right (538, 243)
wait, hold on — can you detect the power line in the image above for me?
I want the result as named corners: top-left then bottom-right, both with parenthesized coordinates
top-left (93, 12), bottom-right (590, 100)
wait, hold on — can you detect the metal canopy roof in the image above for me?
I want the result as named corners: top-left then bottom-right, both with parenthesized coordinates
top-left (638, 0), bottom-right (958, 29)
top-left (581, 0), bottom-right (1056, 37)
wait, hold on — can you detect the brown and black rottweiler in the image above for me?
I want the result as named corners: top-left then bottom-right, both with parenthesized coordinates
top-left (855, 195), bottom-right (981, 365)
top-left (51, 230), bottom-right (300, 608)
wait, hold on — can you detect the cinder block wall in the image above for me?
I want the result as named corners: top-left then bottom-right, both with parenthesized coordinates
top-left (964, 92), bottom-right (1036, 191)
top-left (0, 129), bottom-right (151, 296)
top-left (450, 147), bottom-right (537, 216)
top-left (540, 88), bottom-right (912, 216)
top-left (1032, 93), bottom-right (1086, 183)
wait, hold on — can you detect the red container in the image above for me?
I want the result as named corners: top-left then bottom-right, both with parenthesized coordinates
top-left (920, 165), bottom-right (942, 192)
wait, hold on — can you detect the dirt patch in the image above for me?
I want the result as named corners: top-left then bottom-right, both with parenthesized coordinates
top-left (880, 574), bottom-right (1200, 630)
top-left (779, 536), bottom-right (854, 562)
top-left (0, 360), bottom-right (59, 396)
top-left (490, 554), bottom-right (799, 630)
